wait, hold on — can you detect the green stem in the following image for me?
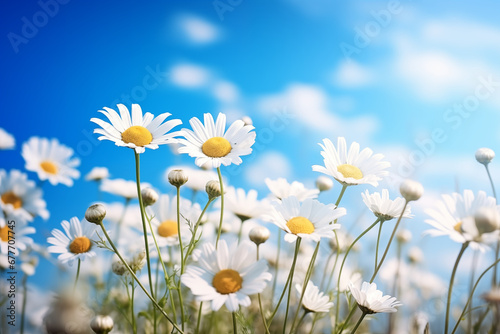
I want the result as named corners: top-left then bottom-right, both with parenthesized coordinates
top-left (370, 202), bottom-right (409, 283)
top-left (335, 218), bottom-right (381, 330)
top-left (338, 305), bottom-right (357, 333)
top-left (271, 229), bottom-right (282, 305)
top-left (184, 198), bottom-right (213, 265)
top-left (268, 238), bottom-right (301, 324)
top-left (131, 282), bottom-right (137, 334)
top-left (451, 256), bottom-right (500, 334)
top-left (335, 185), bottom-right (348, 207)
top-left (445, 242), bottom-right (469, 334)
top-left (196, 301), bottom-right (203, 334)
top-left (20, 275), bottom-right (27, 334)
top-left (215, 167), bottom-right (225, 249)
top-left (98, 223), bottom-right (184, 333)
top-left (232, 312), bottom-right (238, 334)
top-left (294, 311), bottom-right (308, 334)
top-left (485, 164), bottom-right (500, 287)
top-left (324, 231), bottom-right (341, 292)
top-left (256, 244), bottom-right (270, 334)
top-left (175, 186), bottom-right (186, 331)
top-left (282, 239), bottom-right (301, 334)
top-left (468, 250), bottom-right (478, 334)
top-left (74, 258), bottom-right (81, 292)
top-left (389, 239), bottom-right (402, 334)
top-left (349, 311), bottom-right (367, 334)
top-left (485, 164), bottom-right (497, 199)
top-left (374, 221), bottom-right (384, 272)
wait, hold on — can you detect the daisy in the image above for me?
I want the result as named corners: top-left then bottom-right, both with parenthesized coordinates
top-left (312, 137), bottom-right (390, 187)
top-left (361, 189), bottom-right (413, 221)
top-left (224, 187), bottom-right (270, 222)
top-left (148, 194), bottom-right (201, 247)
top-left (265, 178), bottom-right (319, 201)
top-left (295, 281), bottom-right (333, 313)
top-left (91, 104), bottom-right (182, 154)
top-left (424, 190), bottom-right (499, 251)
top-left (0, 169), bottom-right (49, 222)
top-left (100, 178), bottom-right (152, 200)
top-left (0, 128), bottom-right (15, 150)
top-left (265, 196), bottom-right (346, 243)
top-left (349, 281), bottom-right (402, 314)
top-left (47, 217), bottom-right (97, 265)
top-left (177, 113), bottom-right (256, 168)
top-left (181, 240), bottom-right (272, 312)
top-left (22, 137), bottom-right (80, 186)
top-left (85, 167), bottom-right (110, 181)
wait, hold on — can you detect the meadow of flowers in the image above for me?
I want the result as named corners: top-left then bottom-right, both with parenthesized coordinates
top-left (1, 104), bottom-right (500, 334)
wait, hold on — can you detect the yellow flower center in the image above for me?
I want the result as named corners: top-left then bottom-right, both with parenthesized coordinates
top-left (121, 126), bottom-right (153, 147)
top-left (157, 220), bottom-right (178, 238)
top-left (337, 164), bottom-right (363, 180)
top-left (0, 225), bottom-right (11, 242)
top-left (40, 161), bottom-right (58, 174)
top-left (454, 221), bottom-right (462, 232)
top-left (69, 236), bottom-right (92, 254)
top-left (212, 269), bottom-right (243, 294)
top-left (1, 191), bottom-right (23, 209)
top-left (286, 216), bottom-right (315, 235)
top-left (202, 137), bottom-right (232, 158)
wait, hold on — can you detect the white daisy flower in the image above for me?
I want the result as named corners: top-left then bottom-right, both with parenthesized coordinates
top-left (361, 189), bottom-right (413, 221)
top-left (349, 281), bottom-right (402, 314)
top-left (224, 187), bottom-right (270, 221)
top-left (164, 166), bottom-right (218, 192)
top-left (181, 240), bottom-right (272, 312)
top-left (295, 281), bottom-right (333, 313)
top-left (91, 104), bottom-right (182, 154)
top-left (85, 167), bottom-right (110, 181)
top-left (100, 178), bottom-right (152, 200)
top-left (0, 169), bottom-right (49, 222)
top-left (265, 196), bottom-right (346, 243)
top-left (177, 113), bottom-right (256, 168)
top-left (424, 190), bottom-right (499, 251)
top-left (22, 137), bottom-right (80, 187)
top-left (47, 217), bottom-right (97, 266)
top-left (148, 194), bottom-right (201, 247)
top-left (265, 178), bottom-right (319, 201)
top-left (312, 137), bottom-right (390, 187)
top-left (0, 128), bottom-right (15, 150)
top-left (0, 219), bottom-right (35, 254)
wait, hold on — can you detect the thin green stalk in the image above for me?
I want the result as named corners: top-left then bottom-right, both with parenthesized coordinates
top-left (215, 167), bottom-right (225, 249)
top-left (184, 198), bottom-right (214, 265)
top-left (485, 164), bottom-right (500, 286)
top-left (485, 164), bottom-right (497, 199)
top-left (268, 238), bottom-right (301, 324)
top-left (334, 218), bottom-right (381, 330)
top-left (20, 275), bottom-right (27, 334)
top-left (388, 239), bottom-right (403, 334)
top-left (335, 185), bottom-right (348, 207)
top-left (468, 250), bottom-right (479, 334)
top-left (338, 305), bottom-right (357, 333)
top-left (196, 301), bottom-right (203, 334)
top-left (175, 187), bottom-right (186, 331)
top-left (130, 282), bottom-right (137, 334)
top-left (370, 202), bottom-right (409, 283)
top-left (445, 242), bottom-right (469, 334)
top-left (256, 244), bottom-right (270, 333)
top-left (74, 258), bottom-right (81, 292)
top-left (98, 223), bottom-right (184, 333)
top-left (282, 240), bottom-right (302, 334)
top-left (451, 256), bottom-right (500, 334)
top-left (294, 310), bottom-right (308, 334)
top-left (324, 231), bottom-right (341, 292)
top-left (374, 221), bottom-right (384, 272)
top-left (291, 241), bottom-right (321, 332)
top-left (349, 311), bottom-right (367, 334)
top-left (232, 312), bottom-right (238, 334)
top-left (271, 229), bottom-right (282, 305)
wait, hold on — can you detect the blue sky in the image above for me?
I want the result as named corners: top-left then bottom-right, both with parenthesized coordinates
top-left (2, 0), bottom-right (500, 313)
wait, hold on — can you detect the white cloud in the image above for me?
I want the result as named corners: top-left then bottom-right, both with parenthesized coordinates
top-left (245, 151), bottom-right (292, 187)
top-left (256, 83), bottom-right (378, 141)
top-left (212, 80), bottom-right (239, 103)
top-left (333, 60), bottom-right (373, 88)
top-left (170, 63), bottom-right (211, 88)
top-left (177, 15), bottom-right (220, 44)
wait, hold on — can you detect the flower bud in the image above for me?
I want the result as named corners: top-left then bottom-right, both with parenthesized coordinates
top-left (408, 247), bottom-right (423, 264)
top-left (249, 226), bottom-right (270, 245)
top-left (206, 180), bottom-right (222, 199)
top-left (482, 287), bottom-right (500, 305)
top-left (141, 188), bottom-right (158, 207)
top-left (316, 176), bottom-right (333, 192)
top-left (85, 204), bottom-right (106, 225)
top-left (90, 315), bottom-right (114, 334)
top-left (396, 229), bottom-right (412, 244)
top-left (111, 256), bottom-right (127, 276)
top-left (400, 180), bottom-right (423, 202)
top-left (168, 169), bottom-right (188, 187)
top-left (475, 148), bottom-right (495, 165)
top-left (474, 207), bottom-right (500, 235)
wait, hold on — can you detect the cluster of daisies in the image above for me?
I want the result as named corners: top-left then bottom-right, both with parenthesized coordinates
top-left (1, 103), bottom-right (500, 334)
